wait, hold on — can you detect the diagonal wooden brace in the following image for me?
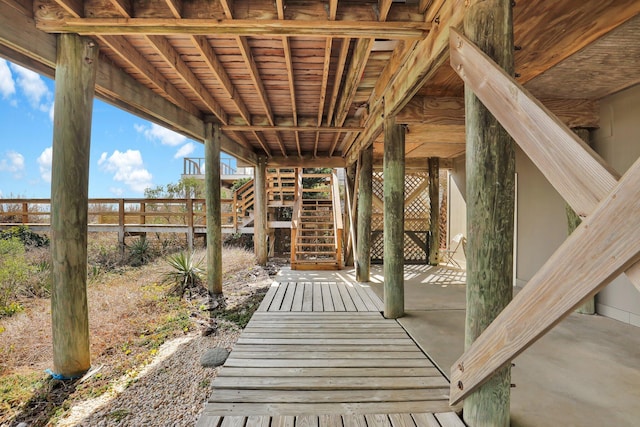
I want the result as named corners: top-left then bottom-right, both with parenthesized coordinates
top-left (449, 28), bottom-right (640, 292)
top-left (448, 144), bottom-right (640, 404)
top-left (448, 28), bottom-right (640, 404)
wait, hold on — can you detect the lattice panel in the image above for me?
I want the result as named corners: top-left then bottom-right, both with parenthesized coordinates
top-left (371, 172), bottom-right (431, 232)
top-left (369, 231), bottom-right (430, 264)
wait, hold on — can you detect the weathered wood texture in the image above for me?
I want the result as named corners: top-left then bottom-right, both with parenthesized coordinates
top-left (567, 128), bottom-right (595, 315)
top-left (198, 281), bottom-right (463, 425)
top-left (254, 156), bottom-right (268, 265)
top-left (428, 158), bottom-right (439, 265)
top-left (344, 162), bottom-right (357, 266)
top-left (383, 118), bottom-right (405, 319)
top-left (449, 28), bottom-right (640, 292)
top-left (257, 282), bottom-right (383, 313)
top-left (450, 151), bottom-right (640, 405)
top-left (50, 34), bottom-right (98, 378)
top-left (205, 123), bottom-right (223, 295)
top-left (356, 145), bottom-right (373, 282)
top-left (462, 1), bottom-right (514, 425)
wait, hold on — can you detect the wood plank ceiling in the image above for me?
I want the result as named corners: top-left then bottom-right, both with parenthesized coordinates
top-left (3, 0), bottom-right (639, 166)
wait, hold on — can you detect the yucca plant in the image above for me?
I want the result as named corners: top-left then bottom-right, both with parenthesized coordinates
top-left (163, 251), bottom-right (205, 297)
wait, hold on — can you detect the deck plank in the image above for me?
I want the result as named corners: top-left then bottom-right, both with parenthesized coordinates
top-left (291, 282), bottom-right (305, 311)
top-left (389, 413), bottom-right (417, 427)
top-left (279, 283), bottom-right (296, 312)
top-left (411, 413), bottom-right (441, 427)
top-left (257, 283), bottom-right (279, 312)
top-left (198, 280), bottom-right (462, 426)
top-left (329, 282), bottom-right (347, 311)
top-left (212, 376), bottom-right (449, 390)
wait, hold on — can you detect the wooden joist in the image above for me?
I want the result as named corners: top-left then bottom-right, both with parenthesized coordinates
top-left (35, 18), bottom-right (431, 39)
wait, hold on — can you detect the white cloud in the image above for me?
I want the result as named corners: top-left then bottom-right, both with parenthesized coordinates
top-left (37, 147), bottom-right (53, 183)
top-left (10, 63), bottom-right (51, 111)
top-left (49, 102), bottom-right (55, 122)
top-left (0, 150), bottom-right (25, 179)
top-left (135, 123), bottom-right (186, 147)
top-left (109, 187), bottom-right (125, 196)
top-left (98, 149), bottom-right (153, 193)
top-left (0, 59), bottom-right (16, 99)
top-left (174, 142), bottom-right (195, 159)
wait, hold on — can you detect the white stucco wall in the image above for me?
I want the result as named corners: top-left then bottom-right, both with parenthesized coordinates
top-left (590, 84), bottom-right (640, 326)
top-left (447, 84), bottom-right (640, 326)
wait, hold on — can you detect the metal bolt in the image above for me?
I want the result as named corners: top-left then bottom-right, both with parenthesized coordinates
top-left (457, 381), bottom-right (464, 390)
top-left (434, 17), bottom-right (440, 24)
top-left (515, 72), bottom-right (521, 78)
top-left (511, 383), bottom-right (517, 388)
top-left (458, 362), bottom-right (464, 372)
top-left (514, 45), bottom-right (522, 51)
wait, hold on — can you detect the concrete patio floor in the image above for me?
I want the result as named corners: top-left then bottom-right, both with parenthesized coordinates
top-left (276, 264), bottom-right (640, 426)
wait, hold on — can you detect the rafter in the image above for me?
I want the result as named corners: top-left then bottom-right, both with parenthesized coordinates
top-left (227, 115), bottom-right (362, 130)
top-left (191, 35), bottom-right (251, 124)
top-left (35, 18), bottom-right (431, 40)
top-left (146, 35), bottom-right (227, 124)
top-left (108, 0), bottom-right (132, 18)
top-left (251, 131), bottom-right (272, 157)
top-left (98, 35), bottom-right (199, 116)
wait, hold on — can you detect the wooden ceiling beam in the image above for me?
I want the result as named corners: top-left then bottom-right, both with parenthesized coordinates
top-left (267, 156), bottom-right (346, 168)
top-left (98, 35), bottom-right (199, 116)
top-left (251, 131), bottom-right (272, 157)
top-left (397, 96), bottom-right (600, 129)
top-left (345, 0), bottom-right (473, 165)
top-left (276, 0), bottom-right (295, 158)
top-left (235, 36), bottom-right (274, 126)
top-left (35, 18), bottom-right (431, 40)
top-left (192, 35), bottom-right (251, 124)
top-left (228, 115), bottom-right (362, 129)
top-left (108, 0), bottom-right (133, 18)
top-left (146, 35), bottom-right (228, 124)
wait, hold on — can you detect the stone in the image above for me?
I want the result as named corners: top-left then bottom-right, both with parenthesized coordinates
top-left (200, 348), bottom-right (229, 367)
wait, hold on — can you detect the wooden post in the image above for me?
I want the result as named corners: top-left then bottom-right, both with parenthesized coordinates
top-left (356, 144), bottom-right (373, 282)
top-left (186, 196), bottom-right (194, 251)
top-left (50, 34), bottom-right (98, 378)
top-left (383, 117), bottom-right (405, 318)
top-left (205, 122), bottom-right (222, 295)
top-left (463, 1), bottom-right (514, 425)
top-left (254, 155), bottom-right (268, 265)
top-left (428, 157), bottom-right (440, 265)
top-left (567, 128), bottom-right (595, 314)
top-left (118, 199), bottom-right (125, 255)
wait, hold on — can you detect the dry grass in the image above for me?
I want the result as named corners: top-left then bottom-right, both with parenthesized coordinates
top-left (0, 241), bottom-right (267, 426)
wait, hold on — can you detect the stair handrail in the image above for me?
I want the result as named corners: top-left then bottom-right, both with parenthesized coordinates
top-left (290, 168), bottom-right (303, 265)
top-left (331, 169), bottom-right (344, 268)
top-left (234, 178), bottom-right (254, 216)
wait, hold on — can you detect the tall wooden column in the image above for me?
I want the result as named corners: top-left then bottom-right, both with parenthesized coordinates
top-left (463, 1), bottom-right (515, 426)
top-left (254, 155), bottom-right (268, 265)
top-left (356, 144), bottom-right (373, 282)
top-left (428, 157), bottom-right (440, 265)
top-left (205, 122), bottom-right (222, 295)
top-left (383, 117), bottom-right (405, 318)
top-left (50, 34), bottom-right (98, 378)
top-left (567, 128), bottom-right (595, 314)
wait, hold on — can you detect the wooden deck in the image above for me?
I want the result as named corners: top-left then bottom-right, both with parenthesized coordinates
top-left (197, 281), bottom-right (463, 427)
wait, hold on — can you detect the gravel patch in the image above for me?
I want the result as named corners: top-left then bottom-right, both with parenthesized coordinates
top-left (60, 329), bottom-right (241, 427)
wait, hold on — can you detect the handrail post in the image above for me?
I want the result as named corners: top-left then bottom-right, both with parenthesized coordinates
top-left (22, 201), bottom-right (28, 224)
top-left (331, 170), bottom-right (344, 269)
top-left (186, 196), bottom-right (194, 251)
top-left (118, 199), bottom-right (125, 255)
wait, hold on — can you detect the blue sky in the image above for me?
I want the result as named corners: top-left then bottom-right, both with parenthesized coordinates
top-left (0, 58), bottom-right (234, 198)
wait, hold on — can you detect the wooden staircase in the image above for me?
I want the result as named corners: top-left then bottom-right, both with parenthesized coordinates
top-left (291, 171), bottom-right (343, 270)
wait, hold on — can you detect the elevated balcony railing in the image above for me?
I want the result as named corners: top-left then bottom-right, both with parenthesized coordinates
top-left (183, 157), bottom-right (248, 176)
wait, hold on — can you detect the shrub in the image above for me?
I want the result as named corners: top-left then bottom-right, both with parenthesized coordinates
top-left (0, 238), bottom-right (32, 316)
top-left (127, 238), bottom-right (151, 267)
top-left (0, 226), bottom-right (49, 248)
top-left (162, 251), bottom-right (205, 297)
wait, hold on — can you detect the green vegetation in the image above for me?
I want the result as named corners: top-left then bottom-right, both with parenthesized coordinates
top-left (0, 238), bottom-right (33, 316)
top-left (127, 237), bottom-right (151, 267)
top-left (162, 251), bottom-right (205, 297)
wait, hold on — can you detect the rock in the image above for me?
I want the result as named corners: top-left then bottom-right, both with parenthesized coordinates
top-left (200, 348), bottom-right (229, 367)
